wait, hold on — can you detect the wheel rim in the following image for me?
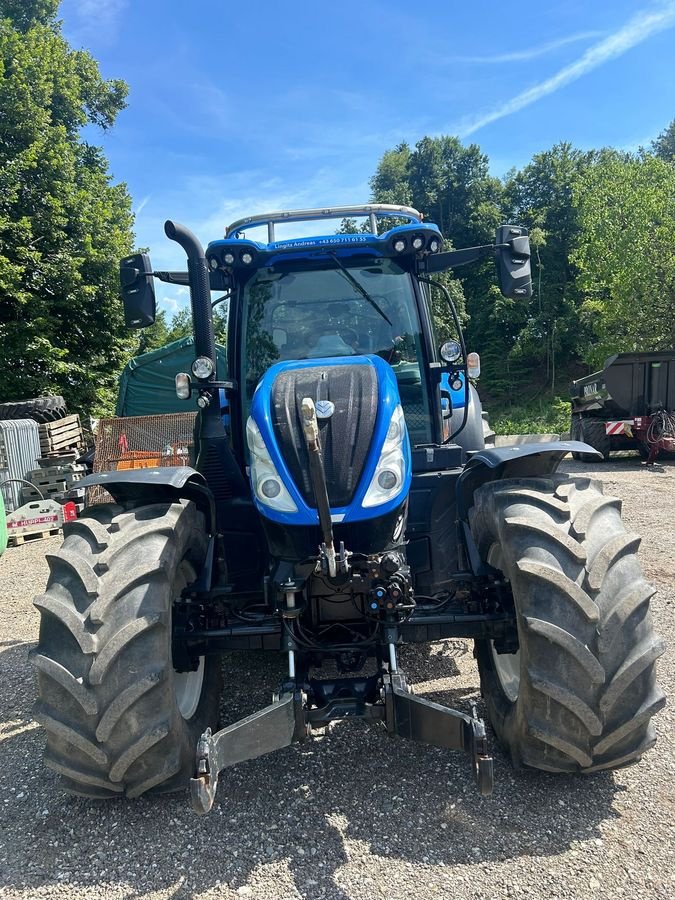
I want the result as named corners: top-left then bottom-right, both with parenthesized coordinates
top-left (173, 558), bottom-right (205, 720)
top-left (174, 656), bottom-right (205, 719)
top-left (490, 642), bottom-right (520, 702)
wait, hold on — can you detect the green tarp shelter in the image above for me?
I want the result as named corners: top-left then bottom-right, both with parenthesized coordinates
top-left (116, 337), bottom-right (227, 417)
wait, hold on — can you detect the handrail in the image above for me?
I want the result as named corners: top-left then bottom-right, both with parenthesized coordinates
top-left (225, 204), bottom-right (423, 242)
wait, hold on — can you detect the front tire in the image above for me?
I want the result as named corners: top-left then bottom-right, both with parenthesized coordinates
top-left (469, 476), bottom-right (665, 773)
top-left (31, 500), bottom-right (221, 798)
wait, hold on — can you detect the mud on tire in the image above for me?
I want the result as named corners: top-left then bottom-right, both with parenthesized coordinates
top-left (31, 500), bottom-right (221, 798)
top-left (469, 475), bottom-right (665, 774)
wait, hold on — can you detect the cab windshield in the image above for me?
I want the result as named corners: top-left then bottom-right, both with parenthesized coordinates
top-left (241, 258), bottom-right (433, 444)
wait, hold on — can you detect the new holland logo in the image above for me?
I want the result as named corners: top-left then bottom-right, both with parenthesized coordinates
top-left (315, 400), bottom-right (335, 419)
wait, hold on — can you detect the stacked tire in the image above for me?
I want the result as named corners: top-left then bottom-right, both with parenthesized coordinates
top-left (0, 396), bottom-right (68, 423)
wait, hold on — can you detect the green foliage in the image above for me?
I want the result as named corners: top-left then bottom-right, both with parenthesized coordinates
top-left (652, 118), bottom-right (675, 163)
top-left (369, 129), bottom-right (675, 408)
top-left (572, 151), bottom-right (675, 366)
top-left (0, 0), bottom-right (59, 32)
top-left (370, 135), bottom-right (505, 392)
top-left (133, 303), bottom-right (229, 356)
top-left (502, 143), bottom-right (595, 394)
top-left (0, 8), bottom-right (133, 415)
top-left (489, 395), bottom-right (571, 435)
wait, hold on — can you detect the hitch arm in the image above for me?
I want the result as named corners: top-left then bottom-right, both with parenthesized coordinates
top-left (190, 692), bottom-right (303, 814)
top-left (386, 676), bottom-right (493, 796)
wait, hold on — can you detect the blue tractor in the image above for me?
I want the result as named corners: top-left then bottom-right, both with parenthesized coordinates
top-left (32, 205), bottom-right (664, 812)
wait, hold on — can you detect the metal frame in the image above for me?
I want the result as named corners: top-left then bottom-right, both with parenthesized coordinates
top-left (225, 204), bottom-right (423, 242)
top-left (189, 670), bottom-right (493, 814)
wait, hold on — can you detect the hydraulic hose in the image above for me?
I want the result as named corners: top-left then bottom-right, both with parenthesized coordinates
top-left (164, 220), bottom-right (217, 374)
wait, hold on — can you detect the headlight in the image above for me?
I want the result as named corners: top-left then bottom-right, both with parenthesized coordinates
top-left (440, 340), bottom-right (462, 363)
top-left (246, 418), bottom-right (297, 513)
top-left (191, 356), bottom-right (214, 379)
top-left (377, 469), bottom-right (398, 490)
top-left (362, 405), bottom-right (407, 508)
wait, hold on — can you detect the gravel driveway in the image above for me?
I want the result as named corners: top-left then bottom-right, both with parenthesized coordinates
top-left (0, 458), bottom-right (673, 899)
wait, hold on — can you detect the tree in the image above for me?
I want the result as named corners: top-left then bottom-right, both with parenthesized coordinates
top-left (135, 309), bottom-right (171, 354)
top-left (652, 119), bottom-right (675, 163)
top-left (572, 151), bottom-right (675, 366)
top-left (370, 135), bottom-right (504, 395)
top-left (502, 143), bottom-right (595, 393)
top-left (0, 2), bottom-right (133, 415)
top-left (131, 300), bottom-right (229, 357)
top-left (164, 303), bottom-right (228, 346)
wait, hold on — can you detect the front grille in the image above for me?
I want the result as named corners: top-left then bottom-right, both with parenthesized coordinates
top-left (270, 364), bottom-right (378, 508)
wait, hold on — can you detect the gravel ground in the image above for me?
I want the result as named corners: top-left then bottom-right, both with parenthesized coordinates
top-left (0, 457), bottom-right (673, 900)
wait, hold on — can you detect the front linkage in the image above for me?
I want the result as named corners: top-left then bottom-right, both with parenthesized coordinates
top-left (190, 666), bottom-right (493, 814)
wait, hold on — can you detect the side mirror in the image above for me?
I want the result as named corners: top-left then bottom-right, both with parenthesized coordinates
top-left (120, 253), bottom-right (156, 328)
top-left (495, 225), bottom-right (532, 299)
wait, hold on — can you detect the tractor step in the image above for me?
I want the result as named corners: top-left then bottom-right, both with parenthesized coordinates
top-left (189, 672), bottom-right (493, 814)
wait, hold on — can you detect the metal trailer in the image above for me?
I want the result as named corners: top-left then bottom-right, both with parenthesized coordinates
top-left (570, 351), bottom-right (675, 463)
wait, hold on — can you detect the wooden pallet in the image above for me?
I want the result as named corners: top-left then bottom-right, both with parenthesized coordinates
top-left (39, 415), bottom-right (83, 453)
top-left (7, 528), bottom-right (61, 547)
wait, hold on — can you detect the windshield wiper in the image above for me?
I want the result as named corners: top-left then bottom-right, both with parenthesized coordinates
top-left (328, 252), bottom-right (392, 326)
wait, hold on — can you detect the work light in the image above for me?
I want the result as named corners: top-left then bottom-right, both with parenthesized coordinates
top-left (191, 356), bottom-right (214, 379)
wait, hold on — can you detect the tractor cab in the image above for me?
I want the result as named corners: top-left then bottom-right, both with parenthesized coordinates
top-left (198, 208), bottom-right (499, 583)
top-left (206, 207), bottom-right (459, 453)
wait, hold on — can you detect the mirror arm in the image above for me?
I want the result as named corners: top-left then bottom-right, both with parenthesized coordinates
top-left (421, 243), bottom-right (497, 274)
top-left (152, 270), bottom-right (190, 286)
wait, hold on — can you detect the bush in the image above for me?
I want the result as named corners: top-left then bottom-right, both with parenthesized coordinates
top-left (488, 396), bottom-right (570, 436)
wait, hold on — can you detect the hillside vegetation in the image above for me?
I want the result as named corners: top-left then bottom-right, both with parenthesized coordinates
top-left (1, 2), bottom-right (674, 416)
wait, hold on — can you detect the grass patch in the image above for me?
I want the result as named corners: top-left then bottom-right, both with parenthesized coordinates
top-left (487, 395), bottom-right (570, 436)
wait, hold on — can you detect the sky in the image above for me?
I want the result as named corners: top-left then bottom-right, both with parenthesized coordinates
top-left (59, 0), bottom-right (675, 315)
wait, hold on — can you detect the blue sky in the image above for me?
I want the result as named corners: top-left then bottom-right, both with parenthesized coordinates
top-left (59, 0), bottom-right (675, 315)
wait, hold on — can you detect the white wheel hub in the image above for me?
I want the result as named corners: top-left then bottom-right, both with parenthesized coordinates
top-left (491, 642), bottom-right (520, 702)
top-left (174, 657), bottom-right (205, 720)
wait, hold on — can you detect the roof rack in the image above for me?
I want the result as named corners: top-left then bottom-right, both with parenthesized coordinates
top-left (225, 204), bottom-right (423, 243)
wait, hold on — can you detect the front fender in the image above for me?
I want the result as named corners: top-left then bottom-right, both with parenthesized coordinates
top-left (455, 441), bottom-right (600, 576)
top-left (78, 466), bottom-right (216, 534)
top-left (456, 441), bottom-right (601, 521)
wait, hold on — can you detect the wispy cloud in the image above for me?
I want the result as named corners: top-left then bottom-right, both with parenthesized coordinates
top-left (453, 31), bottom-right (605, 64)
top-left (133, 195), bottom-right (151, 217)
top-left (62, 0), bottom-right (128, 45)
top-left (455, 2), bottom-right (675, 137)
top-left (157, 287), bottom-right (188, 316)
